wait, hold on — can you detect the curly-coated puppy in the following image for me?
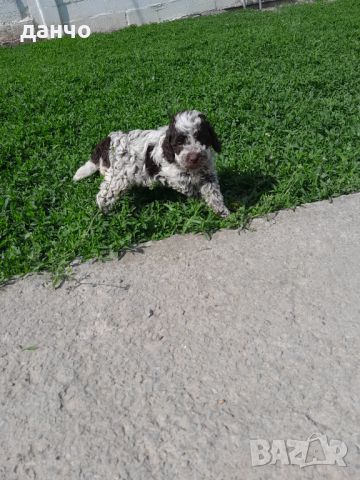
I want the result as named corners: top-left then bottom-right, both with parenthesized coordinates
top-left (73, 110), bottom-right (229, 217)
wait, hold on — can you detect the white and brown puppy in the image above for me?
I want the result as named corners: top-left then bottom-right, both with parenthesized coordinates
top-left (73, 110), bottom-right (230, 217)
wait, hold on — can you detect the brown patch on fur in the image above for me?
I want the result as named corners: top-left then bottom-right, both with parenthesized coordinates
top-left (197, 115), bottom-right (221, 153)
top-left (145, 145), bottom-right (160, 176)
top-left (91, 136), bottom-right (111, 168)
top-left (173, 133), bottom-right (186, 155)
top-left (162, 118), bottom-right (178, 163)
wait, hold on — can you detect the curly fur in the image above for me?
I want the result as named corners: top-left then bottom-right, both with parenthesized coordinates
top-left (73, 110), bottom-right (229, 217)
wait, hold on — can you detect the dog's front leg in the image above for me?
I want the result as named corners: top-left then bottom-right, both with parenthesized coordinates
top-left (199, 179), bottom-right (230, 217)
top-left (96, 174), bottom-right (129, 213)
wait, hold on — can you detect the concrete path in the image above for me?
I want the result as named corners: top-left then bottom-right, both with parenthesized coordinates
top-left (1, 193), bottom-right (360, 480)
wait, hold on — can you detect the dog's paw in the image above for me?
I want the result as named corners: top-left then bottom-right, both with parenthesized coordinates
top-left (96, 193), bottom-right (110, 214)
top-left (219, 207), bottom-right (230, 218)
top-left (99, 205), bottom-right (110, 214)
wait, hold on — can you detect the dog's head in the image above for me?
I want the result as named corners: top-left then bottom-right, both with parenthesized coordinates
top-left (162, 110), bottom-right (221, 170)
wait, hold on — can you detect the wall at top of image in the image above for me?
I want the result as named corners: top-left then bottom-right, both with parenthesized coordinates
top-left (0, 0), bottom-right (264, 42)
top-left (54, 0), bottom-right (247, 31)
top-left (0, 0), bottom-right (29, 24)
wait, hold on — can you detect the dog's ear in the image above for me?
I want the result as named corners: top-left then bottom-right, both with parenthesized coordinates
top-left (207, 121), bottom-right (221, 153)
top-left (199, 115), bottom-right (222, 153)
top-left (162, 117), bottom-right (176, 163)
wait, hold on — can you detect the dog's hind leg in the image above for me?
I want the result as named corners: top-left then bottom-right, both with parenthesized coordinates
top-left (96, 173), bottom-right (130, 213)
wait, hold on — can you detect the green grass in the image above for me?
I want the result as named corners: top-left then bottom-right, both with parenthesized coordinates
top-left (1, 0), bottom-right (360, 283)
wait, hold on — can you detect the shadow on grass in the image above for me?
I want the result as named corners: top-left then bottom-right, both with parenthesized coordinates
top-left (129, 184), bottom-right (186, 211)
top-left (128, 167), bottom-right (276, 212)
top-left (218, 167), bottom-right (276, 210)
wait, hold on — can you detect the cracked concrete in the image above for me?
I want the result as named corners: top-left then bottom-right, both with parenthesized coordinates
top-left (1, 192), bottom-right (360, 479)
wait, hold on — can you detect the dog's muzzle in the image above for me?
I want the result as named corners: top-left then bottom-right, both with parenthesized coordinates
top-left (186, 152), bottom-right (205, 169)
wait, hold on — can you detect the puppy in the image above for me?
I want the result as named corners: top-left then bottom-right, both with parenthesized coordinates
top-left (73, 110), bottom-right (229, 217)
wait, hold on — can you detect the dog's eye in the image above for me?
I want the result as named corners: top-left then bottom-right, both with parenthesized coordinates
top-left (175, 135), bottom-right (186, 145)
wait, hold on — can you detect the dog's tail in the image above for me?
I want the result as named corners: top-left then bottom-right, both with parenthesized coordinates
top-left (73, 160), bottom-right (98, 181)
top-left (73, 136), bottom-right (111, 182)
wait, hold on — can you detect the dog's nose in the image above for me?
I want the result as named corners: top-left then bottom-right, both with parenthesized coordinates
top-left (186, 152), bottom-right (203, 167)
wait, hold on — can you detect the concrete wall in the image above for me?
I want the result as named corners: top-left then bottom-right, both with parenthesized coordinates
top-left (0, 0), bottom-right (262, 41)
top-left (0, 0), bottom-right (28, 24)
top-left (0, 0), bottom-right (31, 44)
top-left (53, 0), bottom-right (247, 32)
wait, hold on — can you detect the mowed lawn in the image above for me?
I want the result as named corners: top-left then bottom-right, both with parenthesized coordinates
top-left (0, 0), bottom-right (359, 283)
